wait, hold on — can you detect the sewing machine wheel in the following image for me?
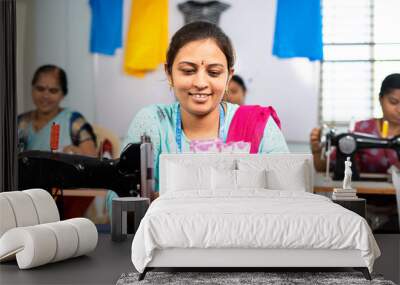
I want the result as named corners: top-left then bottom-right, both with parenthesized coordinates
top-left (338, 135), bottom-right (357, 155)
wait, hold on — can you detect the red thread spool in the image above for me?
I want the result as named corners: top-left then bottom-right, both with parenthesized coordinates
top-left (50, 122), bottom-right (60, 151)
top-left (102, 139), bottom-right (113, 158)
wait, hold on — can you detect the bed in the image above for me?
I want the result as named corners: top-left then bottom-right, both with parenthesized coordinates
top-left (131, 154), bottom-right (380, 280)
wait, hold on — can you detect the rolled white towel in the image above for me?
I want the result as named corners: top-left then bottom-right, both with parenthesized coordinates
top-left (65, 218), bottom-right (98, 257)
top-left (0, 189), bottom-right (60, 238)
top-left (0, 225), bottom-right (57, 268)
top-left (42, 221), bottom-right (79, 263)
top-left (0, 218), bottom-right (98, 269)
top-left (0, 191), bottom-right (39, 228)
top-left (0, 196), bottom-right (17, 237)
top-left (23, 189), bottom-right (60, 224)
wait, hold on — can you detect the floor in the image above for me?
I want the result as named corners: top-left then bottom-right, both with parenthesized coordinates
top-left (1, 232), bottom-right (398, 284)
top-left (373, 234), bottom-right (400, 284)
top-left (0, 234), bottom-right (133, 285)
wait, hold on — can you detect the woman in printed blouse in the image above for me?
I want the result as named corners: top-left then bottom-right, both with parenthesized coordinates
top-left (18, 64), bottom-right (97, 156)
top-left (310, 73), bottom-right (400, 173)
top-left (107, 21), bottom-right (288, 206)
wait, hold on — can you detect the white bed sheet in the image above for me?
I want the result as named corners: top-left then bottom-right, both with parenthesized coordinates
top-left (131, 190), bottom-right (380, 273)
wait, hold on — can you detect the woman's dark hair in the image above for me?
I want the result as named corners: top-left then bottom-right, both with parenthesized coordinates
top-left (31, 64), bottom-right (68, 95)
top-left (166, 21), bottom-right (235, 75)
top-left (379, 73), bottom-right (400, 98)
top-left (230, 75), bottom-right (247, 92)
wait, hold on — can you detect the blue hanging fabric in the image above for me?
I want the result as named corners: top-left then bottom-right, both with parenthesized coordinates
top-left (89, 0), bottom-right (123, 56)
top-left (272, 0), bottom-right (323, 61)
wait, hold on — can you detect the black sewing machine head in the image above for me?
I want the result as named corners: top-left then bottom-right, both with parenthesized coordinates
top-left (322, 129), bottom-right (400, 180)
top-left (18, 137), bottom-right (154, 198)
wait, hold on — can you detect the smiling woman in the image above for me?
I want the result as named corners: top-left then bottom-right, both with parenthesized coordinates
top-left (168, 37), bottom-right (230, 141)
top-left (17, 65), bottom-right (97, 157)
top-left (114, 21), bottom-right (289, 202)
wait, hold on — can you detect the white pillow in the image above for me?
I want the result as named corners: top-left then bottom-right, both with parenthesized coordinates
top-left (266, 161), bottom-right (307, 191)
top-left (237, 159), bottom-right (309, 192)
top-left (211, 168), bottom-right (237, 190)
top-left (236, 169), bottom-right (267, 189)
top-left (167, 162), bottom-right (212, 191)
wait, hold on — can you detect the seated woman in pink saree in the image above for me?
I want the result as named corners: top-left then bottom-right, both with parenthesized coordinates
top-left (311, 73), bottom-right (400, 173)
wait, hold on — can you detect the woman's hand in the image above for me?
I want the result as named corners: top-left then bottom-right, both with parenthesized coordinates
top-left (310, 127), bottom-right (327, 172)
top-left (63, 145), bottom-right (81, 155)
top-left (150, 191), bottom-right (159, 202)
top-left (62, 140), bottom-right (97, 157)
top-left (310, 127), bottom-right (322, 154)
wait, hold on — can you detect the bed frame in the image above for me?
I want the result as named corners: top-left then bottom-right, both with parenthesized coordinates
top-left (139, 248), bottom-right (371, 280)
top-left (138, 154), bottom-right (372, 281)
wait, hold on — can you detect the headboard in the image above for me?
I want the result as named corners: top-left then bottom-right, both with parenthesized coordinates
top-left (159, 154), bottom-right (314, 195)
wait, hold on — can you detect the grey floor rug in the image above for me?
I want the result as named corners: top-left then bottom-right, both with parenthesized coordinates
top-left (116, 272), bottom-right (396, 285)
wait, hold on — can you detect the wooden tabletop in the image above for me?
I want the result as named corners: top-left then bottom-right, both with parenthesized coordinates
top-left (52, 188), bottom-right (108, 197)
top-left (314, 186), bottom-right (395, 195)
top-left (314, 173), bottom-right (396, 195)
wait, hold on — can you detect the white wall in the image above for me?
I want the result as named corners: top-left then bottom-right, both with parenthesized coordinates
top-left (18, 0), bottom-right (319, 142)
top-left (220, 0), bottom-right (320, 142)
top-left (17, 0), bottom-right (95, 122)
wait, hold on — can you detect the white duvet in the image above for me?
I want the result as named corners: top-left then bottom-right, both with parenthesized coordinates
top-left (131, 190), bottom-right (380, 273)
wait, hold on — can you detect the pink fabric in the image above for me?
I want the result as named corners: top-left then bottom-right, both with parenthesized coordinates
top-left (330, 118), bottom-right (399, 173)
top-left (226, 105), bottom-right (281, 154)
top-left (189, 139), bottom-right (222, 153)
top-left (189, 139), bottom-right (251, 153)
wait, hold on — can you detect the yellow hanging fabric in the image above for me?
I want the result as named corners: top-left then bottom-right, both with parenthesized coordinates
top-left (124, 0), bottom-right (168, 77)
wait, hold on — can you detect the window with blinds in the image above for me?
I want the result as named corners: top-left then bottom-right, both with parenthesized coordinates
top-left (320, 0), bottom-right (400, 125)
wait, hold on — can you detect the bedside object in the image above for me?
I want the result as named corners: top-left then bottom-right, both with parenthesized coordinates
top-left (0, 189), bottom-right (98, 269)
top-left (332, 157), bottom-right (359, 200)
top-left (111, 197), bottom-right (149, 242)
top-left (332, 197), bottom-right (366, 219)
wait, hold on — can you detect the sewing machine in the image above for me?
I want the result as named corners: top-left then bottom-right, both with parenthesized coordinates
top-left (321, 129), bottom-right (400, 181)
top-left (18, 135), bottom-right (154, 198)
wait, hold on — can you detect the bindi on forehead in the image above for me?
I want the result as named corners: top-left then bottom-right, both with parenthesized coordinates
top-left (201, 60), bottom-right (205, 65)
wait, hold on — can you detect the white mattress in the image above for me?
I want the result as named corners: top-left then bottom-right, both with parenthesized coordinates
top-left (131, 190), bottom-right (380, 273)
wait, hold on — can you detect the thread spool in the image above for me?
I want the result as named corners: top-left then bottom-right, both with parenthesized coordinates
top-left (50, 122), bottom-right (60, 151)
top-left (382, 120), bottom-right (389, 138)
